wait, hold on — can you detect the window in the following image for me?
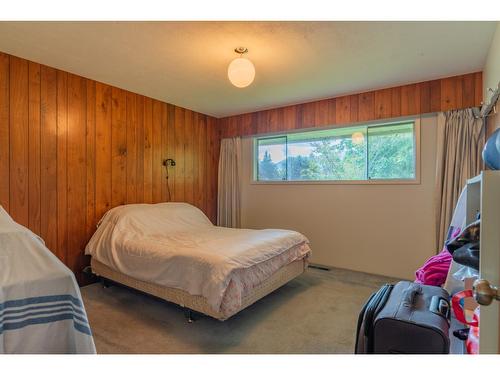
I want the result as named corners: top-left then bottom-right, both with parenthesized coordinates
top-left (254, 121), bottom-right (418, 182)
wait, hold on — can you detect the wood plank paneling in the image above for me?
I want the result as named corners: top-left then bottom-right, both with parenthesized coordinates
top-left (166, 104), bottom-right (175, 202)
top-left (111, 87), bottom-right (127, 207)
top-left (86, 80), bottom-right (96, 240)
top-left (455, 75), bottom-right (464, 109)
top-left (152, 99), bottom-right (162, 203)
top-left (295, 104), bottom-right (304, 129)
top-left (419, 81), bottom-right (431, 114)
top-left (268, 109), bottom-right (279, 133)
top-left (462, 74), bottom-right (475, 108)
top-left (191, 113), bottom-right (200, 207)
top-left (302, 102), bottom-right (315, 128)
top-left (126, 92), bottom-right (137, 204)
top-left (241, 113), bottom-right (254, 135)
top-left (206, 116), bottom-right (219, 223)
top-left (56, 70), bottom-right (68, 263)
top-left (335, 96), bottom-right (350, 124)
top-left (401, 84), bottom-right (420, 116)
top-left (429, 80), bottom-right (441, 113)
top-left (9, 56), bottom-right (29, 226)
top-left (143, 97), bottom-right (153, 203)
top-left (1, 51), bottom-right (219, 283)
top-left (474, 72), bottom-right (483, 106)
top-left (160, 103), bottom-right (168, 202)
top-left (0, 53), bottom-right (9, 211)
top-left (391, 87), bottom-right (402, 118)
top-left (136, 96), bottom-right (145, 202)
top-left (174, 106), bottom-right (185, 202)
top-left (67, 74), bottom-right (87, 278)
top-left (358, 92), bottom-right (374, 122)
top-left (349, 95), bottom-right (359, 123)
top-left (28, 62), bottom-right (41, 235)
top-left (375, 88), bottom-right (392, 120)
top-left (151, 100), bottom-right (162, 203)
top-left (40, 66), bottom-right (58, 253)
top-left (95, 82), bottom-right (112, 223)
top-left (219, 72), bottom-right (482, 139)
top-left (196, 114), bottom-right (207, 213)
top-left (440, 76), bottom-right (457, 111)
top-left (283, 106), bottom-right (296, 130)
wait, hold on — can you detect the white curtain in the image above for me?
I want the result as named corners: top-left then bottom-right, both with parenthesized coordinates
top-left (435, 108), bottom-right (485, 249)
top-left (217, 137), bottom-right (242, 228)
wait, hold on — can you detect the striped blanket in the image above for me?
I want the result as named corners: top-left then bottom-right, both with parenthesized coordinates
top-left (0, 207), bottom-right (96, 354)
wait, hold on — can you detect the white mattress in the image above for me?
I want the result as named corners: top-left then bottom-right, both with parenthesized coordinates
top-left (85, 203), bottom-right (311, 314)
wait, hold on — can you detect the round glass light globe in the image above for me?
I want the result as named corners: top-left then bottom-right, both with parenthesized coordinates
top-left (227, 57), bottom-right (255, 88)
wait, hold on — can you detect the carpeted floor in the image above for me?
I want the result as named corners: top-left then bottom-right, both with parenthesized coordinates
top-left (80, 267), bottom-right (397, 354)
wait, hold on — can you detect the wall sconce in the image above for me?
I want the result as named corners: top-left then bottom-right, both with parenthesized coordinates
top-left (163, 159), bottom-right (176, 167)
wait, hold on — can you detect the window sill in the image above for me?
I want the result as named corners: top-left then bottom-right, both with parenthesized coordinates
top-left (250, 178), bottom-right (421, 186)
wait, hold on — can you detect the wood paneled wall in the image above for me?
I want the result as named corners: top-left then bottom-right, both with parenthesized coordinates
top-left (0, 52), bottom-right (220, 282)
top-left (218, 72), bottom-right (483, 138)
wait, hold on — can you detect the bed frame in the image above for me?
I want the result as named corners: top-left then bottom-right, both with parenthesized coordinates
top-left (90, 257), bottom-right (308, 321)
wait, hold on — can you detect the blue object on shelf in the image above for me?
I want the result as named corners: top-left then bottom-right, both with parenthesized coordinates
top-left (483, 128), bottom-right (500, 170)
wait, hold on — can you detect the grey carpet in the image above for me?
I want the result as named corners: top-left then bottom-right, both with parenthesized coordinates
top-left (80, 267), bottom-right (397, 354)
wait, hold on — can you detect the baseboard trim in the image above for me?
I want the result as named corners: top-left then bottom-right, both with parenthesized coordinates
top-left (308, 263), bottom-right (331, 271)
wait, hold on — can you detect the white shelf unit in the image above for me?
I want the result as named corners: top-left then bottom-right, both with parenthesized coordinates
top-left (444, 170), bottom-right (500, 354)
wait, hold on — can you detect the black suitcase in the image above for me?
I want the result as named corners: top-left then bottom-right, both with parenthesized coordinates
top-left (355, 281), bottom-right (451, 354)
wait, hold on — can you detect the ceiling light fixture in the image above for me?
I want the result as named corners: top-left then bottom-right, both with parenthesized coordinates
top-left (227, 47), bottom-right (255, 88)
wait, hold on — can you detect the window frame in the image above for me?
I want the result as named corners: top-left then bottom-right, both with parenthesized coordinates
top-left (252, 118), bottom-right (421, 185)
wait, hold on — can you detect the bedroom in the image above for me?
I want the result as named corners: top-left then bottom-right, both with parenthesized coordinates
top-left (1, 0), bottom-right (500, 372)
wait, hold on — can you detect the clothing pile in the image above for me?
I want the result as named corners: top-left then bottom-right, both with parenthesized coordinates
top-left (415, 188), bottom-right (467, 286)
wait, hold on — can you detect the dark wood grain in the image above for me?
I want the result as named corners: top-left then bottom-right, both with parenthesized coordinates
top-left (375, 88), bottom-right (392, 120)
top-left (67, 73), bottom-right (87, 279)
top-left (0, 53), bottom-right (9, 211)
top-left (126, 92), bottom-right (137, 204)
top-left (86, 79), bottom-right (96, 240)
top-left (28, 62), bottom-right (41, 235)
top-left (219, 72), bottom-right (482, 138)
top-left (95, 82), bottom-right (112, 224)
top-left (174, 106), bottom-right (185, 202)
top-left (0, 51), bottom-right (220, 281)
top-left (9, 56), bottom-right (29, 226)
top-left (143, 97), bottom-right (153, 203)
top-left (56, 70), bottom-right (68, 263)
top-left (40, 65), bottom-right (58, 253)
top-left (152, 99), bottom-right (162, 203)
top-left (111, 87), bottom-right (127, 207)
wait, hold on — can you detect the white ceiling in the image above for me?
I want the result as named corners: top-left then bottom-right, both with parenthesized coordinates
top-left (0, 22), bottom-right (496, 118)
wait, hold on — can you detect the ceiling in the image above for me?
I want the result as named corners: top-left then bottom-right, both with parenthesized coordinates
top-left (0, 22), bottom-right (496, 118)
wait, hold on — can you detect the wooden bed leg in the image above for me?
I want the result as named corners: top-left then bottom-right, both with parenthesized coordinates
top-left (184, 308), bottom-right (195, 323)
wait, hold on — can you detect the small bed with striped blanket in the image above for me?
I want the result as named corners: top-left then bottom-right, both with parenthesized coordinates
top-left (0, 207), bottom-right (95, 354)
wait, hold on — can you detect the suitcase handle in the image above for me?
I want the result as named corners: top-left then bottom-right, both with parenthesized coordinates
top-left (402, 284), bottom-right (421, 306)
top-left (429, 295), bottom-right (451, 320)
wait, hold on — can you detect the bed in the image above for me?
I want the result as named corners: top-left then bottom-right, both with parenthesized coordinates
top-left (0, 207), bottom-right (96, 354)
top-left (85, 203), bottom-right (311, 320)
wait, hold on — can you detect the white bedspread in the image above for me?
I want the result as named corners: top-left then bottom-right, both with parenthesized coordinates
top-left (85, 203), bottom-right (310, 312)
top-left (0, 206), bottom-right (96, 354)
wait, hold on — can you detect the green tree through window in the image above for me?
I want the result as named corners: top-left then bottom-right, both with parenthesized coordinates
top-left (256, 122), bottom-right (415, 182)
